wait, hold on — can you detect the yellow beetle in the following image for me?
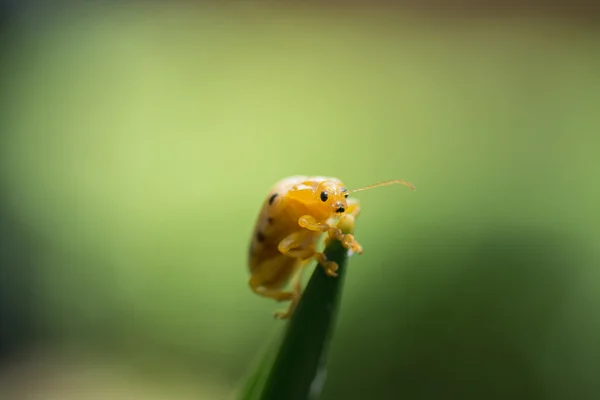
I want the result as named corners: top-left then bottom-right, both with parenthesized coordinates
top-left (248, 176), bottom-right (414, 319)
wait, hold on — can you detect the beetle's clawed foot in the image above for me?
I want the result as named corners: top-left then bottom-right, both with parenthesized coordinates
top-left (340, 234), bottom-right (363, 254)
top-left (274, 292), bottom-right (294, 302)
top-left (323, 260), bottom-right (339, 277)
top-left (273, 309), bottom-right (292, 319)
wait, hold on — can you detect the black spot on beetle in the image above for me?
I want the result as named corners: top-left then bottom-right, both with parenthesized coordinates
top-left (320, 191), bottom-right (328, 202)
top-left (268, 193), bottom-right (278, 205)
top-left (256, 232), bottom-right (266, 243)
top-left (336, 207), bottom-right (345, 213)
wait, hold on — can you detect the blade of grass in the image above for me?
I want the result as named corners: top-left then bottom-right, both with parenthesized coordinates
top-left (238, 217), bottom-right (356, 400)
top-left (257, 229), bottom-right (354, 400)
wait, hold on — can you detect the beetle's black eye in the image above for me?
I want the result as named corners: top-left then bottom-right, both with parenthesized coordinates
top-left (336, 207), bottom-right (345, 213)
top-left (320, 191), bottom-right (328, 202)
top-left (344, 194), bottom-right (348, 198)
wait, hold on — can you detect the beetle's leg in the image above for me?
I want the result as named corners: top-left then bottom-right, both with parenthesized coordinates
top-left (249, 276), bottom-right (294, 302)
top-left (313, 251), bottom-right (340, 277)
top-left (299, 215), bottom-right (363, 255)
top-left (277, 231), bottom-right (317, 259)
top-left (249, 256), bottom-right (297, 303)
top-left (278, 231), bottom-right (340, 278)
top-left (273, 263), bottom-right (307, 319)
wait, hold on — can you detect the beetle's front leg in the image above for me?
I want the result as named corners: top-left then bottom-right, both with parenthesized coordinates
top-left (271, 232), bottom-right (336, 318)
top-left (279, 231), bottom-right (340, 278)
top-left (299, 214), bottom-right (363, 255)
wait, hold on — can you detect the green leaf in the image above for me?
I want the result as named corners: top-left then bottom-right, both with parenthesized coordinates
top-left (258, 241), bottom-right (351, 400)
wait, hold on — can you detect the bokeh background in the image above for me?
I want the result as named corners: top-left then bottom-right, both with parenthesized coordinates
top-left (1, 1), bottom-right (599, 399)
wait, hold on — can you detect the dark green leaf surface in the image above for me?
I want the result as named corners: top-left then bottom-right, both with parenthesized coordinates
top-left (258, 239), bottom-right (350, 400)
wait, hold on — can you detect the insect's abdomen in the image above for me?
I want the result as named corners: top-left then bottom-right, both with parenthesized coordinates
top-left (249, 248), bottom-right (299, 286)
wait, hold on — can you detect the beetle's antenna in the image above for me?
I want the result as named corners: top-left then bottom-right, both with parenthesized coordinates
top-left (346, 179), bottom-right (415, 195)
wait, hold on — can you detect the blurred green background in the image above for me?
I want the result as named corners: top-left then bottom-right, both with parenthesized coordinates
top-left (1, 2), bottom-right (599, 399)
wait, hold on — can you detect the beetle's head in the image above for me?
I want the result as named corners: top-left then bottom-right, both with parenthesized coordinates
top-left (287, 178), bottom-right (415, 222)
top-left (315, 181), bottom-right (349, 218)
